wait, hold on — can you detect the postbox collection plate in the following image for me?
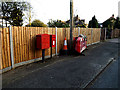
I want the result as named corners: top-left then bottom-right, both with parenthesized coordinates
top-left (50, 35), bottom-right (56, 47)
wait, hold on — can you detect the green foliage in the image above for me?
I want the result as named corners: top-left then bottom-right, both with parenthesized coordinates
top-left (102, 15), bottom-right (116, 29)
top-left (0, 24), bottom-right (2, 28)
top-left (31, 19), bottom-right (47, 27)
top-left (1, 2), bottom-right (29, 26)
top-left (88, 15), bottom-right (99, 28)
top-left (114, 17), bottom-right (120, 29)
top-left (48, 20), bottom-right (69, 27)
top-left (76, 24), bottom-right (86, 28)
top-left (10, 8), bottom-right (24, 26)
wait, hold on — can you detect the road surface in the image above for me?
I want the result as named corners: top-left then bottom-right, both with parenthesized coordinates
top-left (2, 38), bottom-right (119, 88)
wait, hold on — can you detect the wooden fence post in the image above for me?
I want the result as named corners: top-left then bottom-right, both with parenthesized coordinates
top-left (9, 26), bottom-right (14, 69)
top-left (55, 27), bottom-right (57, 55)
top-left (91, 28), bottom-right (93, 44)
top-left (78, 27), bottom-right (80, 35)
top-left (105, 28), bottom-right (107, 40)
top-left (100, 28), bottom-right (101, 40)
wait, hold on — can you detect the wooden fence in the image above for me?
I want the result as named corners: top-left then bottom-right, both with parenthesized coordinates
top-left (0, 27), bottom-right (101, 72)
top-left (111, 29), bottom-right (120, 38)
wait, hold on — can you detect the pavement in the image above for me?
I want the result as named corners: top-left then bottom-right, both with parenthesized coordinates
top-left (2, 38), bottom-right (119, 88)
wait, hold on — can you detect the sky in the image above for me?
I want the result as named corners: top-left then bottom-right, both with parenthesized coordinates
top-left (28, 0), bottom-right (120, 25)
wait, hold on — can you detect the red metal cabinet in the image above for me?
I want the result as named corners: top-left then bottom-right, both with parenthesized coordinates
top-left (73, 35), bottom-right (87, 53)
top-left (36, 34), bottom-right (50, 49)
top-left (50, 35), bottom-right (56, 47)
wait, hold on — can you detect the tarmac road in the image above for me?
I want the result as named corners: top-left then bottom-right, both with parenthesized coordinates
top-left (2, 38), bottom-right (119, 88)
top-left (88, 57), bottom-right (118, 88)
top-left (88, 38), bottom-right (119, 88)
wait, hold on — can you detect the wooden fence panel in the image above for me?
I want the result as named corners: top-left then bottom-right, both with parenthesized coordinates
top-left (73, 28), bottom-right (78, 37)
top-left (81, 28), bottom-right (86, 36)
top-left (1, 28), bottom-right (11, 69)
top-left (57, 28), bottom-right (60, 53)
top-left (35, 27), bottom-right (41, 58)
top-left (115, 29), bottom-right (120, 37)
top-left (24, 27), bottom-right (29, 61)
top-left (66, 28), bottom-right (70, 46)
top-left (6, 28), bottom-right (11, 67)
top-left (60, 28), bottom-right (63, 51)
top-left (52, 28), bottom-right (56, 54)
top-left (96, 28), bottom-right (101, 42)
top-left (101, 28), bottom-right (105, 41)
top-left (0, 28), bottom-right (2, 69)
top-left (12, 27), bottom-right (58, 64)
top-left (86, 28), bottom-right (92, 45)
top-left (110, 29), bottom-right (120, 38)
top-left (1, 27), bottom-right (101, 70)
top-left (57, 28), bottom-right (64, 53)
top-left (93, 28), bottom-right (97, 43)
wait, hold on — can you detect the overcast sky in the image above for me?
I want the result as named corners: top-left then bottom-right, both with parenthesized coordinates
top-left (29, 0), bottom-right (120, 24)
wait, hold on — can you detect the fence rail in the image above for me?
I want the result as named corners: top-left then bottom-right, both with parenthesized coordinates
top-left (0, 27), bottom-right (102, 73)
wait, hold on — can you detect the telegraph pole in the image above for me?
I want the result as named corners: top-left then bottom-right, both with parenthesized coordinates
top-left (70, 0), bottom-right (74, 51)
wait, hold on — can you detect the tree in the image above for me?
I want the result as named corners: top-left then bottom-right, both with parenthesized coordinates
top-left (48, 20), bottom-right (69, 27)
top-left (23, 2), bottom-right (34, 26)
top-left (88, 15), bottom-right (99, 28)
top-left (102, 14), bottom-right (116, 39)
top-left (0, 24), bottom-right (2, 28)
top-left (0, 2), bottom-right (29, 26)
top-left (30, 19), bottom-right (47, 27)
top-left (102, 14), bottom-right (116, 30)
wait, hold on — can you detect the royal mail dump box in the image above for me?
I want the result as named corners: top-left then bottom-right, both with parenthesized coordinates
top-left (36, 34), bottom-right (50, 49)
top-left (50, 35), bottom-right (56, 47)
top-left (73, 34), bottom-right (87, 53)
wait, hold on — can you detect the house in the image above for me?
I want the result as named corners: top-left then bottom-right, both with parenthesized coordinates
top-left (102, 14), bottom-right (116, 29)
top-left (66, 15), bottom-right (87, 28)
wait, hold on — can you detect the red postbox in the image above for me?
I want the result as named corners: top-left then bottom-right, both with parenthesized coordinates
top-left (50, 35), bottom-right (56, 47)
top-left (36, 34), bottom-right (50, 49)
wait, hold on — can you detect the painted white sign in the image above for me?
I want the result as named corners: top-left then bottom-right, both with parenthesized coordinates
top-left (53, 41), bottom-right (55, 45)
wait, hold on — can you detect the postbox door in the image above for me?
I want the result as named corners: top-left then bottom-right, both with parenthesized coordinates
top-left (50, 35), bottom-right (56, 47)
top-left (36, 34), bottom-right (50, 49)
top-left (52, 38), bottom-right (56, 47)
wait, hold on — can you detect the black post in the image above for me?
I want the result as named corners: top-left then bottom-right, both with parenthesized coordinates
top-left (50, 35), bottom-right (52, 58)
top-left (42, 49), bottom-right (45, 62)
top-left (51, 47), bottom-right (52, 58)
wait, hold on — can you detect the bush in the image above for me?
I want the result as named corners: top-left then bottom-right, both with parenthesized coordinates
top-left (31, 19), bottom-right (47, 27)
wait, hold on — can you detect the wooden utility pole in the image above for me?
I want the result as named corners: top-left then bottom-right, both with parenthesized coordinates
top-left (70, 0), bottom-right (74, 50)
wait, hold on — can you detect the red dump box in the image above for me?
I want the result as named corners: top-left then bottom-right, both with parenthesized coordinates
top-left (73, 34), bottom-right (87, 53)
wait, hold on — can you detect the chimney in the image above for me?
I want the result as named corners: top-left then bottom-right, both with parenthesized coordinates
top-left (112, 14), bottom-right (114, 18)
